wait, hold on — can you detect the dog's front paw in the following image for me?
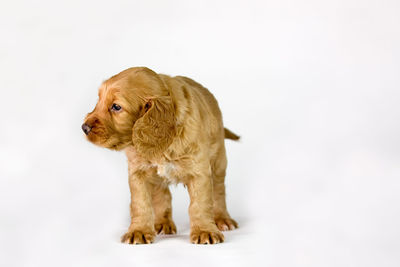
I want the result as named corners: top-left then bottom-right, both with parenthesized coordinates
top-left (155, 220), bottom-right (177, 235)
top-left (215, 217), bottom-right (238, 231)
top-left (121, 230), bottom-right (155, 244)
top-left (190, 229), bottom-right (224, 244)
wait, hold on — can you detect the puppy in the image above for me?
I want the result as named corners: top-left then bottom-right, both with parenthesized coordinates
top-left (82, 67), bottom-right (239, 244)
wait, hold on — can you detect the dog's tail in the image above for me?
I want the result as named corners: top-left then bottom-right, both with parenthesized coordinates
top-left (224, 128), bottom-right (240, 141)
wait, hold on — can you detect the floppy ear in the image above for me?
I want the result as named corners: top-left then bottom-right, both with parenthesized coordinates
top-left (132, 96), bottom-right (176, 158)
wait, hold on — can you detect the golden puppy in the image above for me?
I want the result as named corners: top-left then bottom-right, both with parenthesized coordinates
top-left (82, 67), bottom-right (239, 244)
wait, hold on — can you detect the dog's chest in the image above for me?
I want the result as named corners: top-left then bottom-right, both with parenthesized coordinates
top-left (155, 162), bottom-right (179, 184)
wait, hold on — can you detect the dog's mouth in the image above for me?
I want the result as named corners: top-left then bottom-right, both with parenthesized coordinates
top-left (84, 125), bottom-right (110, 146)
top-left (82, 118), bottom-right (132, 151)
top-left (87, 131), bottom-right (129, 151)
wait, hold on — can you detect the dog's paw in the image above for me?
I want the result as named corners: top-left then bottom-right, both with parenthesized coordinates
top-left (190, 229), bottom-right (224, 244)
top-left (215, 217), bottom-right (238, 231)
top-left (121, 230), bottom-right (155, 245)
top-left (155, 220), bottom-right (177, 235)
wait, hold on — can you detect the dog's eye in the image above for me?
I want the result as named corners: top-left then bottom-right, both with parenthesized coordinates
top-left (111, 103), bottom-right (122, 112)
top-left (144, 102), bottom-right (152, 111)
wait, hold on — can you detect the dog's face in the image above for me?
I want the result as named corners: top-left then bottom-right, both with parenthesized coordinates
top-left (82, 82), bottom-right (139, 150)
top-left (82, 67), bottom-right (176, 155)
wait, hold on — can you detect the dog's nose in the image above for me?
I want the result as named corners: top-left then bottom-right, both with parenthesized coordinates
top-left (82, 123), bottom-right (92, 135)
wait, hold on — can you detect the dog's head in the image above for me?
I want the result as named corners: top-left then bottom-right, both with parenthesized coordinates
top-left (82, 67), bottom-right (176, 157)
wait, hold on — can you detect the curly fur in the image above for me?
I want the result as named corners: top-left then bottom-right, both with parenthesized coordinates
top-left (133, 96), bottom-right (177, 159)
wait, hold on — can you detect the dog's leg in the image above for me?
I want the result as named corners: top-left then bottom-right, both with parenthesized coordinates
top-left (151, 183), bottom-right (177, 235)
top-left (212, 146), bottom-right (238, 231)
top-left (121, 169), bottom-right (156, 244)
top-left (187, 167), bottom-right (224, 244)
top-left (213, 171), bottom-right (238, 231)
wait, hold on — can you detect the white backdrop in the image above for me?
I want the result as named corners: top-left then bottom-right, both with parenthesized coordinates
top-left (1, 0), bottom-right (399, 266)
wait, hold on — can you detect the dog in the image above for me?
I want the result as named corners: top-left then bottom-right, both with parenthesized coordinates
top-left (82, 67), bottom-right (239, 244)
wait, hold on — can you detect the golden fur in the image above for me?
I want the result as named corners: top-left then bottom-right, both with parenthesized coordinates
top-left (83, 67), bottom-right (238, 244)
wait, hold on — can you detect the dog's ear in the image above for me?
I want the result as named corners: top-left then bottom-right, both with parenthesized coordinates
top-left (132, 96), bottom-right (176, 158)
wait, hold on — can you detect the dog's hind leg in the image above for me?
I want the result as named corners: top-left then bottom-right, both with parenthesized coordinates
top-left (151, 183), bottom-right (177, 235)
top-left (212, 145), bottom-right (238, 231)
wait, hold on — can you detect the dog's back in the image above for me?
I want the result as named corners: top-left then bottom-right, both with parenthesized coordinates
top-left (158, 74), bottom-right (224, 146)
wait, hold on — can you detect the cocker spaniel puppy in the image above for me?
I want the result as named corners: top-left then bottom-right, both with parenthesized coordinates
top-left (82, 67), bottom-right (239, 244)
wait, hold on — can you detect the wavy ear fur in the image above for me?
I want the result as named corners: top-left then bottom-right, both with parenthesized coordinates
top-left (132, 96), bottom-right (176, 159)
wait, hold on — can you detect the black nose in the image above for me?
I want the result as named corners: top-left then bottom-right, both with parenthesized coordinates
top-left (82, 123), bottom-right (92, 135)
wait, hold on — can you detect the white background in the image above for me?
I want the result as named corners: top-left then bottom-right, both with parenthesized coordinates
top-left (1, 0), bottom-right (399, 266)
